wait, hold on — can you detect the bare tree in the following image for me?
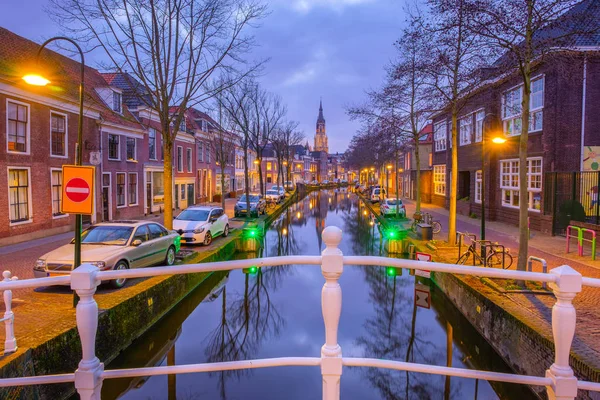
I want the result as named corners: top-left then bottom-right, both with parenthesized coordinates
top-left (272, 121), bottom-right (303, 186)
top-left (210, 99), bottom-right (238, 209)
top-left (467, 0), bottom-right (596, 270)
top-left (49, 0), bottom-right (266, 228)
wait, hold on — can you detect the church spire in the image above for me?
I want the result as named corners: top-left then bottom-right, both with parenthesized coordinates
top-left (314, 97), bottom-right (328, 153)
top-left (317, 98), bottom-right (325, 123)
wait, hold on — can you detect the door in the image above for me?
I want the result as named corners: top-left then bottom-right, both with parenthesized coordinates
top-left (148, 223), bottom-right (169, 264)
top-left (187, 184), bottom-right (195, 206)
top-left (129, 225), bottom-right (153, 268)
top-left (175, 184), bottom-right (179, 209)
top-left (146, 183), bottom-right (152, 214)
top-left (102, 187), bottom-right (110, 221)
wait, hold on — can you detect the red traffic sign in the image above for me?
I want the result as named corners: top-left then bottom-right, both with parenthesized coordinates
top-left (65, 178), bottom-right (91, 203)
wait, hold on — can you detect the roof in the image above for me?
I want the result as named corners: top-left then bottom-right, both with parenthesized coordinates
top-left (102, 72), bottom-right (151, 109)
top-left (317, 99), bottom-right (325, 124)
top-left (0, 27), bottom-right (142, 131)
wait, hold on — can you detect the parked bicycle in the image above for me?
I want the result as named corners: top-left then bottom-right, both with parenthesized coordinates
top-left (456, 239), bottom-right (513, 269)
top-left (410, 211), bottom-right (442, 234)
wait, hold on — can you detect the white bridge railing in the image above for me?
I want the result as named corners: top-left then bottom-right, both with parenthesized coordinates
top-left (1, 226), bottom-right (600, 399)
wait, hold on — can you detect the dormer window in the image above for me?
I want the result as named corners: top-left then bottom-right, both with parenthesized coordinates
top-left (112, 91), bottom-right (122, 113)
top-left (201, 120), bottom-right (208, 132)
top-left (179, 118), bottom-right (186, 132)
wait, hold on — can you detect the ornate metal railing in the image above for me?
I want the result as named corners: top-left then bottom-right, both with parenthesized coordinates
top-left (1, 226), bottom-right (600, 399)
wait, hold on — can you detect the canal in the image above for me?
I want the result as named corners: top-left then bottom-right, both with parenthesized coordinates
top-left (101, 189), bottom-right (536, 400)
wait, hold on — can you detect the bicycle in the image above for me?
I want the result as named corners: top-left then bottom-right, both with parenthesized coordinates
top-left (410, 211), bottom-right (442, 234)
top-left (456, 239), bottom-right (513, 269)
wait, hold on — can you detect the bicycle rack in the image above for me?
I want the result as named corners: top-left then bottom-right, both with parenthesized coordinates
top-left (482, 242), bottom-right (506, 269)
top-left (565, 225), bottom-right (582, 255)
top-left (580, 228), bottom-right (597, 261)
top-left (456, 231), bottom-right (477, 259)
top-left (527, 256), bottom-right (548, 289)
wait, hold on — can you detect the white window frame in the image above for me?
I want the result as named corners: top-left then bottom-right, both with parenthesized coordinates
top-left (177, 146), bottom-right (183, 172)
top-left (116, 172), bottom-right (127, 208)
top-left (126, 137), bottom-right (136, 161)
top-left (474, 110), bottom-right (484, 143)
top-left (459, 114), bottom-right (473, 146)
top-left (112, 91), bottom-right (122, 114)
top-left (149, 128), bottom-right (157, 160)
top-left (198, 141), bottom-right (204, 162)
top-left (6, 99), bottom-right (31, 155)
top-left (50, 111), bottom-right (68, 158)
top-left (187, 148), bottom-right (192, 172)
top-left (502, 76), bottom-right (544, 137)
top-left (475, 170), bottom-right (482, 204)
top-left (434, 120), bottom-right (447, 152)
top-left (499, 157), bottom-right (543, 212)
top-left (7, 166), bottom-right (33, 226)
top-left (128, 172), bottom-right (138, 206)
top-left (433, 165), bottom-right (446, 196)
top-left (108, 134), bottom-right (120, 161)
top-left (50, 168), bottom-right (68, 219)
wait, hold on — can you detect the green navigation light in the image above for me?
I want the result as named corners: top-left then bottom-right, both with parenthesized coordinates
top-left (386, 267), bottom-right (397, 276)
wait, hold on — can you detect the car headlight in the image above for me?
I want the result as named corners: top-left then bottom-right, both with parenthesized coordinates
top-left (89, 261), bottom-right (107, 270)
top-left (34, 259), bottom-right (46, 271)
top-left (193, 227), bottom-right (205, 234)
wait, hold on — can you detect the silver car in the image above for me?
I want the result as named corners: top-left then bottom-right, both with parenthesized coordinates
top-left (33, 221), bottom-right (181, 288)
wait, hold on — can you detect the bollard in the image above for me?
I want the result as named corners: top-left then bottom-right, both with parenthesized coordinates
top-left (71, 264), bottom-right (103, 400)
top-left (580, 228), bottom-right (597, 260)
top-left (527, 256), bottom-right (548, 289)
top-left (565, 226), bottom-right (581, 255)
top-left (320, 226), bottom-right (344, 400)
top-left (546, 265), bottom-right (582, 400)
top-left (1, 271), bottom-right (18, 354)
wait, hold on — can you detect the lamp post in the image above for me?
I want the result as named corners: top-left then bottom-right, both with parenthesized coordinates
top-left (480, 114), bottom-right (506, 242)
top-left (24, 37), bottom-right (85, 307)
top-left (386, 164), bottom-right (392, 197)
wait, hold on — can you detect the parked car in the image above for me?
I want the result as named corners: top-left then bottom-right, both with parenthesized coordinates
top-left (33, 221), bottom-right (180, 288)
top-left (370, 187), bottom-right (386, 202)
top-left (173, 206), bottom-right (229, 246)
top-left (234, 193), bottom-right (267, 217)
top-left (265, 189), bottom-right (284, 203)
top-left (311, 180), bottom-right (319, 185)
top-left (323, 180), bottom-right (330, 185)
top-left (380, 198), bottom-right (406, 217)
top-left (284, 181), bottom-right (295, 191)
top-left (271, 185), bottom-right (286, 197)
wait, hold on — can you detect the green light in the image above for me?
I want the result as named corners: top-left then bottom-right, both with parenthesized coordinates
top-left (386, 267), bottom-right (397, 276)
top-left (249, 266), bottom-right (258, 274)
top-left (387, 230), bottom-right (396, 239)
top-left (243, 266), bottom-right (259, 275)
top-left (250, 230), bottom-right (256, 236)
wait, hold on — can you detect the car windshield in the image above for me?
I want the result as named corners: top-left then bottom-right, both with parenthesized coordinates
top-left (386, 199), bottom-right (400, 205)
top-left (239, 195), bottom-right (260, 203)
top-left (176, 209), bottom-right (210, 221)
top-left (266, 190), bottom-right (278, 195)
top-left (80, 226), bottom-right (134, 245)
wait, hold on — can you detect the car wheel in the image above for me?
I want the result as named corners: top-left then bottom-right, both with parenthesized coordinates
top-left (203, 231), bottom-right (213, 246)
top-left (223, 224), bottom-right (230, 237)
top-left (165, 246), bottom-right (176, 266)
top-left (110, 260), bottom-right (129, 289)
top-left (234, 212), bottom-right (239, 218)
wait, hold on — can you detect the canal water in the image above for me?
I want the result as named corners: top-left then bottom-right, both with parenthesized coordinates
top-left (102, 189), bottom-right (536, 400)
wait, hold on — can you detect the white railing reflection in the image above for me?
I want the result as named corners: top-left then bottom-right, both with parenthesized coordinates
top-left (0, 226), bottom-right (599, 400)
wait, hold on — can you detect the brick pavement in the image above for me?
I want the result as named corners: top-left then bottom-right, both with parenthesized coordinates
top-left (401, 198), bottom-right (600, 373)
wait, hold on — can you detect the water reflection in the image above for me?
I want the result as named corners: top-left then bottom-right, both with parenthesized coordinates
top-left (103, 189), bottom-right (535, 400)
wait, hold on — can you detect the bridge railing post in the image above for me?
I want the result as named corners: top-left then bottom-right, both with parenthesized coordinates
top-left (71, 264), bottom-right (103, 400)
top-left (546, 265), bottom-right (582, 400)
top-left (320, 226), bottom-right (344, 400)
top-left (2, 271), bottom-right (18, 354)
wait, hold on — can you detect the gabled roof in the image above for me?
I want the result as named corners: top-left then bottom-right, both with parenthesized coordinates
top-left (102, 72), bottom-right (150, 110)
top-left (0, 27), bottom-right (142, 131)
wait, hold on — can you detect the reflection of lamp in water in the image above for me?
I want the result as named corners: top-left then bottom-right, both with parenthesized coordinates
top-left (363, 210), bottom-right (368, 216)
top-left (369, 220), bottom-right (374, 226)
top-left (328, 198), bottom-right (332, 204)
top-left (296, 211), bottom-right (301, 219)
top-left (282, 228), bottom-right (288, 235)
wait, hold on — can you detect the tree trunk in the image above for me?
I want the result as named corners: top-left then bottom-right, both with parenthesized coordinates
top-left (448, 109), bottom-right (458, 245)
top-left (517, 69), bottom-right (531, 272)
top-left (243, 145), bottom-right (251, 219)
top-left (163, 137), bottom-right (174, 229)
top-left (395, 142), bottom-right (400, 219)
top-left (220, 164), bottom-right (226, 210)
top-left (415, 140), bottom-right (421, 213)
top-left (258, 157), bottom-right (264, 195)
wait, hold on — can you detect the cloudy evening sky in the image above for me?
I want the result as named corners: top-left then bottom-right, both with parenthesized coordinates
top-left (0, 0), bottom-right (404, 153)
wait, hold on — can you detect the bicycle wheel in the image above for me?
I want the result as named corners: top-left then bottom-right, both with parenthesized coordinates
top-left (487, 251), bottom-right (513, 269)
top-left (411, 221), bottom-right (417, 233)
top-left (432, 221), bottom-right (442, 234)
top-left (456, 252), bottom-right (471, 265)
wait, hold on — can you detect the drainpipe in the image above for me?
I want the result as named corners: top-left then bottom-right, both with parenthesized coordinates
top-left (580, 53), bottom-right (588, 172)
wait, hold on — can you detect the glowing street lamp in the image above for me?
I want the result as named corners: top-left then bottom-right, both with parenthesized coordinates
top-left (22, 74), bottom-right (50, 86)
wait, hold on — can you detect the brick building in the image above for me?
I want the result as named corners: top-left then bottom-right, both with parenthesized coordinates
top-left (398, 124), bottom-right (433, 203)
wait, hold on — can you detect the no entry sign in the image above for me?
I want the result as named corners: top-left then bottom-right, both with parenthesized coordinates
top-left (62, 165), bottom-right (95, 215)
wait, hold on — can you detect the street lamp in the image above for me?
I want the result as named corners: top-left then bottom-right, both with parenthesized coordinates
top-left (481, 114), bottom-right (507, 242)
top-left (386, 164), bottom-right (392, 197)
top-left (24, 37), bottom-right (85, 307)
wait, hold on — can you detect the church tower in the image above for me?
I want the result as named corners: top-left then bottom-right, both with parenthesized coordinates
top-left (314, 99), bottom-right (329, 153)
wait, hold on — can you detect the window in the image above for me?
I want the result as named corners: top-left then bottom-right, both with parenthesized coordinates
top-left (126, 137), bottom-right (136, 161)
top-left (433, 165), bottom-right (446, 196)
top-left (475, 170), bottom-right (482, 203)
top-left (475, 110), bottom-right (484, 143)
top-left (112, 91), bottom-right (122, 113)
top-left (499, 157), bottom-right (542, 211)
top-left (198, 141), bottom-right (204, 162)
top-left (181, 184), bottom-right (186, 200)
top-left (502, 77), bottom-right (544, 136)
top-left (7, 101), bottom-right (29, 153)
top-left (116, 173), bottom-right (126, 207)
top-left (201, 120), bottom-right (208, 132)
top-left (133, 225), bottom-right (149, 243)
top-left (267, 162), bottom-right (272, 171)
top-left (128, 173), bottom-right (138, 205)
top-left (51, 113), bottom-right (67, 157)
top-left (177, 146), bottom-right (183, 172)
top-left (108, 134), bottom-right (120, 160)
top-left (459, 115), bottom-right (472, 146)
top-left (434, 121), bottom-right (447, 152)
top-left (148, 223), bottom-right (166, 240)
top-left (8, 168), bottom-right (30, 223)
top-left (187, 148), bottom-right (192, 172)
top-left (51, 170), bottom-right (64, 216)
top-left (180, 118), bottom-right (186, 132)
top-left (149, 128), bottom-right (156, 160)
top-left (206, 144), bottom-right (211, 163)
